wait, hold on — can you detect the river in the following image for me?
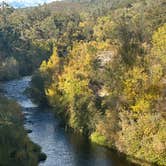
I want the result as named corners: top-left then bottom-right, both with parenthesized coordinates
top-left (2, 76), bottom-right (133, 166)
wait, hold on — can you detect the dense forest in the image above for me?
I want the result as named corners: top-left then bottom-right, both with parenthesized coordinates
top-left (0, 0), bottom-right (166, 165)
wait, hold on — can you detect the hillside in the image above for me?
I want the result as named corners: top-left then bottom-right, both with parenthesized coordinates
top-left (1, 0), bottom-right (165, 80)
top-left (31, 0), bottom-right (166, 165)
top-left (0, 0), bottom-right (166, 165)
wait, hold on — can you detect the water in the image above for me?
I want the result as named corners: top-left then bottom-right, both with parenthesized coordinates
top-left (2, 76), bottom-right (133, 166)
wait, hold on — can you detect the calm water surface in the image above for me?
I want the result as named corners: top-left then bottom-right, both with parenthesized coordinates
top-left (3, 76), bottom-right (133, 166)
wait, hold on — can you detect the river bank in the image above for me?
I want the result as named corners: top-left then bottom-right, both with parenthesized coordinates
top-left (2, 76), bottom-right (135, 166)
top-left (0, 94), bottom-right (45, 165)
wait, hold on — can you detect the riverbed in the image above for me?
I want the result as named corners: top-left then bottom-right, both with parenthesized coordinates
top-left (2, 76), bottom-right (133, 166)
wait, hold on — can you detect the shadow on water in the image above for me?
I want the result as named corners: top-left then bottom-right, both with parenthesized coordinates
top-left (3, 76), bottom-right (135, 166)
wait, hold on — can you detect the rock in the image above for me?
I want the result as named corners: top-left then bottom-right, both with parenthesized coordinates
top-left (38, 152), bottom-right (47, 162)
top-left (23, 117), bottom-right (27, 121)
top-left (27, 120), bottom-right (33, 124)
top-left (26, 129), bottom-right (32, 133)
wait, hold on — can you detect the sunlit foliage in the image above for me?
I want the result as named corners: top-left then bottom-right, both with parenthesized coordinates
top-left (1, 0), bottom-right (165, 165)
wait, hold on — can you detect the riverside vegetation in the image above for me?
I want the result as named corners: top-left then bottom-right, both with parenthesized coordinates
top-left (0, 0), bottom-right (166, 165)
top-left (0, 95), bottom-right (46, 165)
